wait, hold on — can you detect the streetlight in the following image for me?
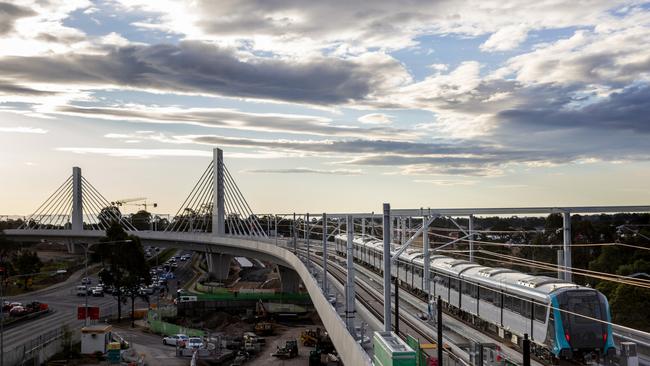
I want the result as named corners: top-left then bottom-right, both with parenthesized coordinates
top-left (80, 239), bottom-right (132, 327)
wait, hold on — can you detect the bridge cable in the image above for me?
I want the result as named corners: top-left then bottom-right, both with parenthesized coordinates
top-left (19, 175), bottom-right (72, 229)
top-left (224, 166), bottom-right (267, 238)
top-left (166, 162), bottom-right (212, 232)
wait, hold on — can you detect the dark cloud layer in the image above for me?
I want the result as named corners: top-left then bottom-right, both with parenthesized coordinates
top-left (0, 41), bottom-right (399, 104)
top-left (244, 168), bottom-right (361, 175)
top-left (57, 104), bottom-right (413, 139)
top-left (0, 82), bottom-right (52, 96)
top-left (0, 2), bottom-right (35, 35)
top-left (500, 85), bottom-right (650, 134)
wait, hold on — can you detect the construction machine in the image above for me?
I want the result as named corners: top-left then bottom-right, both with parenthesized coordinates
top-left (271, 339), bottom-right (298, 359)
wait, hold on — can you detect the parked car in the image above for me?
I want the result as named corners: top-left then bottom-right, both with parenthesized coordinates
top-left (9, 305), bottom-right (27, 316)
top-left (81, 277), bottom-right (91, 285)
top-left (91, 287), bottom-right (104, 297)
top-left (187, 337), bottom-right (204, 349)
top-left (163, 334), bottom-right (189, 347)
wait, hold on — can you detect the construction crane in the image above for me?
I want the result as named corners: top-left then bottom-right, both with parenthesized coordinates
top-left (111, 197), bottom-right (158, 212)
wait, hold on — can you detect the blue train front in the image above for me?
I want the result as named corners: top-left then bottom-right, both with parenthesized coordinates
top-left (549, 289), bottom-right (615, 360)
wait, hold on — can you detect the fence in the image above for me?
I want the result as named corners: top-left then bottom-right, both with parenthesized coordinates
top-left (147, 310), bottom-right (204, 337)
top-left (3, 326), bottom-right (80, 366)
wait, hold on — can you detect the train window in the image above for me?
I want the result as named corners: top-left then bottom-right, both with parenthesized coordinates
top-left (495, 292), bottom-right (502, 307)
top-left (522, 300), bottom-right (531, 318)
top-left (450, 278), bottom-right (459, 291)
top-left (512, 297), bottom-right (523, 314)
top-left (534, 303), bottom-right (547, 322)
top-left (504, 295), bottom-right (512, 310)
top-left (463, 282), bottom-right (477, 298)
top-left (480, 288), bottom-right (495, 304)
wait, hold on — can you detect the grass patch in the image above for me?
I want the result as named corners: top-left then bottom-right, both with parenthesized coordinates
top-left (148, 247), bottom-right (176, 266)
top-left (4, 258), bottom-right (83, 296)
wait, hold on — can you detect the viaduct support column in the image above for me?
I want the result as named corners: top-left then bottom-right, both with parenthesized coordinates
top-left (212, 148), bottom-right (225, 236)
top-left (563, 212), bottom-right (572, 282)
top-left (205, 252), bottom-right (232, 281)
top-left (278, 265), bottom-right (301, 293)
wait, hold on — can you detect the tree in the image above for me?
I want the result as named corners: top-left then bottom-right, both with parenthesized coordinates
top-left (98, 206), bottom-right (123, 228)
top-left (130, 210), bottom-right (152, 231)
top-left (13, 249), bottom-right (42, 288)
top-left (96, 222), bottom-right (150, 322)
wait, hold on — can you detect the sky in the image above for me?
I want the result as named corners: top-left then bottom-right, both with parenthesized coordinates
top-left (1, 0), bottom-right (650, 216)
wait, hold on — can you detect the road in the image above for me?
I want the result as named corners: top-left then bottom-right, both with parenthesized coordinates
top-left (1, 249), bottom-right (196, 358)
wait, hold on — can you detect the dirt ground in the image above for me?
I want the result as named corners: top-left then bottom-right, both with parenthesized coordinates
top-left (247, 324), bottom-right (320, 366)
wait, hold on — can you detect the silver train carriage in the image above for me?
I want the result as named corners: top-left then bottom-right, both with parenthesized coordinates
top-left (334, 234), bottom-right (615, 361)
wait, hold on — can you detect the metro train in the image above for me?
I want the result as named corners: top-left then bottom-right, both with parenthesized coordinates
top-left (334, 234), bottom-right (615, 362)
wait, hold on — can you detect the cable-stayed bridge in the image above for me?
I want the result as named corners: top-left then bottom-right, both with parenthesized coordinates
top-left (4, 148), bottom-right (650, 366)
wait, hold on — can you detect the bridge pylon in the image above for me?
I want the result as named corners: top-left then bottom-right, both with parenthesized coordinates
top-left (16, 166), bottom-right (136, 238)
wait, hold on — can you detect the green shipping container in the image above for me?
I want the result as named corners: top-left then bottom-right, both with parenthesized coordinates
top-left (373, 331), bottom-right (416, 366)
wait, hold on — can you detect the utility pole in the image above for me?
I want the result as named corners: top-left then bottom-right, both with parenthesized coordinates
top-left (292, 213), bottom-right (297, 253)
top-left (306, 213), bottom-right (310, 269)
top-left (84, 243), bottom-right (89, 326)
top-left (394, 274), bottom-right (399, 335)
top-left (423, 216), bottom-right (431, 317)
top-left (468, 214), bottom-right (475, 262)
top-left (563, 212), bottom-right (572, 282)
top-left (322, 213), bottom-right (328, 295)
top-left (382, 203), bottom-right (392, 332)
top-left (523, 334), bottom-right (531, 366)
top-left (437, 295), bottom-right (443, 365)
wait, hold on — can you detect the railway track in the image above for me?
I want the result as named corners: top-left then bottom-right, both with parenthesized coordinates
top-left (292, 243), bottom-right (546, 366)
top-left (323, 253), bottom-right (472, 365)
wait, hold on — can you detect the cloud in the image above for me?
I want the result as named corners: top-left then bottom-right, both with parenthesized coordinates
top-left (358, 113), bottom-right (393, 125)
top-left (55, 147), bottom-right (211, 158)
top-left (0, 82), bottom-right (54, 96)
top-left (58, 104), bottom-right (416, 139)
top-left (0, 126), bottom-right (48, 134)
top-left (502, 22), bottom-right (650, 86)
top-left (0, 41), bottom-right (409, 105)
top-left (498, 84), bottom-right (650, 134)
top-left (414, 179), bottom-right (477, 186)
top-left (480, 25), bottom-right (528, 52)
top-left (244, 167), bottom-right (362, 175)
top-left (0, 2), bottom-right (36, 35)
top-left (117, 0), bottom-right (629, 55)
